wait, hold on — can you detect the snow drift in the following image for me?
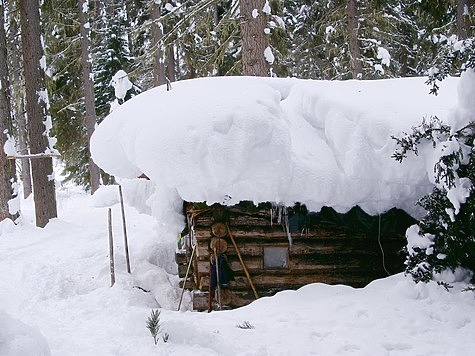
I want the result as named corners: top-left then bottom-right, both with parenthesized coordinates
top-left (91, 76), bottom-right (459, 217)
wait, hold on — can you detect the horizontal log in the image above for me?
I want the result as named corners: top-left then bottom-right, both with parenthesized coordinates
top-left (196, 257), bottom-right (356, 278)
top-left (193, 242), bottom-right (403, 263)
top-left (193, 227), bottom-right (400, 241)
top-left (199, 273), bottom-right (372, 290)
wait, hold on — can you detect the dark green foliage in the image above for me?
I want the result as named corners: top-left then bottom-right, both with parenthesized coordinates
top-left (93, 2), bottom-right (139, 120)
top-left (42, 0), bottom-right (91, 187)
top-left (394, 116), bottom-right (475, 285)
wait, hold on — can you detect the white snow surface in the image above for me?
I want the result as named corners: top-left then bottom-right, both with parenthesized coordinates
top-left (1, 188), bottom-right (475, 355)
top-left (91, 75), bottom-right (459, 218)
top-left (110, 70), bottom-right (133, 102)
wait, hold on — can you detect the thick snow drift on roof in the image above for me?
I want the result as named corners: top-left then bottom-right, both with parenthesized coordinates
top-left (91, 76), bottom-right (459, 217)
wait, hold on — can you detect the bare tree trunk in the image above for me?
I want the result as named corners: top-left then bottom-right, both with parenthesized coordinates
top-left (346, 0), bottom-right (362, 79)
top-left (78, 0), bottom-right (101, 194)
top-left (8, 15), bottom-right (32, 198)
top-left (20, 0), bottom-right (57, 227)
top-left (151, 2), bottom-right (166, 87)
top-left (167, 44), bottom-right (176, 82)
top-left (18, 113), bottom-right (32, 198)
top-left (239, 0), bottom-right (270, 76)
top-left (456, 0), bottom-right (472, 40)
top-left (0, 0), bottom-right (17, 221)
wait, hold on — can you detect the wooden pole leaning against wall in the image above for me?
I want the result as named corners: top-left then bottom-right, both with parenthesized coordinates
top-left (226, 223), bottom-right (259, 300)
top-left (177, 243), bottom-right (196, 311)
top-left (118, 185), bottom-right (131, 273)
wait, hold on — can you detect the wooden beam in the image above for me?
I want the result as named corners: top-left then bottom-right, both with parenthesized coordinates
top-left (7, 153), bottom-right (61, 160)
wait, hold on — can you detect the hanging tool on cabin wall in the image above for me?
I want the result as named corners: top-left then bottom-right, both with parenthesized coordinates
top-left (208, 238), bottom-right (234, 312)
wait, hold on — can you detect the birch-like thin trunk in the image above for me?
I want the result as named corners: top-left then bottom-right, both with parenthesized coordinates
top-left (20, 0), bottom-right (57, 227)
top-left (78, 0), bottom-right (101, 194)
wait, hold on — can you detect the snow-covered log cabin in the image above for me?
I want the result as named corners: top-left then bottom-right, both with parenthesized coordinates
top-left (90, 75), bottom-right (459, 311)
top-left (178, 201), bottom-right (416, 310)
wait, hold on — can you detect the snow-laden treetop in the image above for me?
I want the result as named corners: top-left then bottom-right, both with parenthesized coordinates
top-left (91, 76), bottom-right (460, 217)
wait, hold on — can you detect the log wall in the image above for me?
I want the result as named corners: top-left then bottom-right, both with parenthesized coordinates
top-left (176, 202), bottom-right (413, 311)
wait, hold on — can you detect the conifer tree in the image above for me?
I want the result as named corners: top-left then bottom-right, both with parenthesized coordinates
top-left (393, 35), bottom-right (475, 285)
top-left (93, 0), bottom-right (138, 120)
top-left (19, 0), bottom-right (58, 227)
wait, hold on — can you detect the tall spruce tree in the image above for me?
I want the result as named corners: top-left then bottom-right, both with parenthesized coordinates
top-left (43, 0), bottom-right (90, 187)
top-left (93, 0), bottom-right (137, 120)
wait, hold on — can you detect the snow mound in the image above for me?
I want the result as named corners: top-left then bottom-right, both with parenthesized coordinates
top-left (91, 76), bottom-right (458, 217)
top-left (0, 310), bottom-right (51, 356)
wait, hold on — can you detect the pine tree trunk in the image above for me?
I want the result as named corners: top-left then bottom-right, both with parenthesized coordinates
top-left (78, 0), bottom-right (101, 194)
top-left (456, 0), bottom-right (472, 40)
top-left (20, 0), bottom-right (57, 227)
top-left (0, 0), bottom-right (16, 221)
top-left (346, 0), bottom-right (362, 79)
top-left (239, 0), bottom-right (270, 76)
top-left (151, 2), bottom-right (166, 87)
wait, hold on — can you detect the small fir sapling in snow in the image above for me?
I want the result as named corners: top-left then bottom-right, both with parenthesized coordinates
top-left (392, 116), bottom-right (475, 286)
top-left (146, 309), bottom-right (162, 345)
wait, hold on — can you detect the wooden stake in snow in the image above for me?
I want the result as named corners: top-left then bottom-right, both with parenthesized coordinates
top-left (177, 244), bottom-right (196, 311)
top-left (118, 185), bottom-right (131, 273)
top-left (108, 208), bottom-right (115, 287)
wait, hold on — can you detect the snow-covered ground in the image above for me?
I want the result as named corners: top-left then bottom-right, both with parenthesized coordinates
top-left (1, 187), bottom-right (474, 356)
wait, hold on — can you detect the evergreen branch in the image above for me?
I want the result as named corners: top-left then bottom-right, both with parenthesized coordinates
top-left (146, 309), bottom-right (161, 345)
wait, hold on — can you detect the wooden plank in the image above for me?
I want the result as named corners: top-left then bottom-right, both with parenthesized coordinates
top-left (7, 153), bottom-right (61, 160)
